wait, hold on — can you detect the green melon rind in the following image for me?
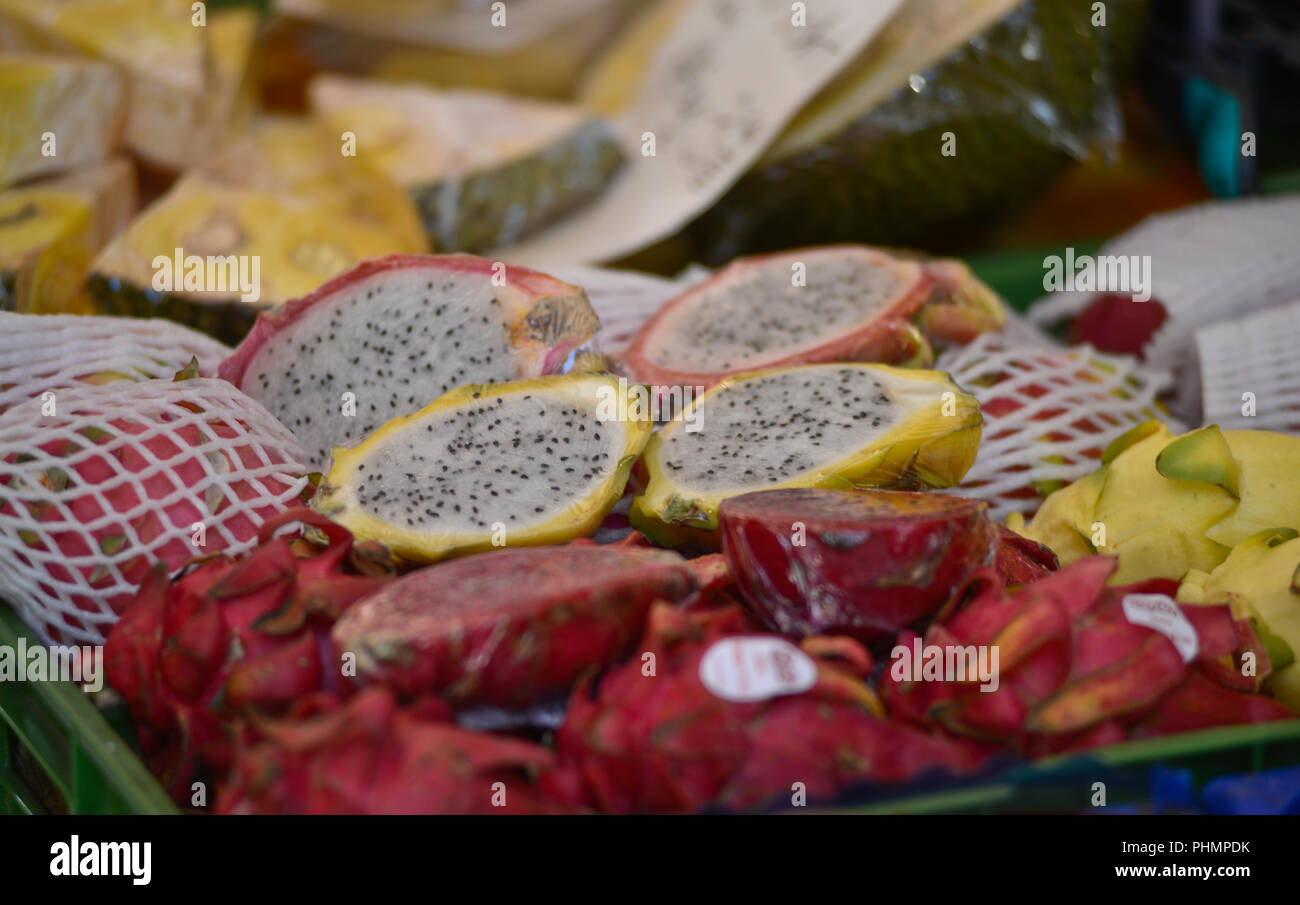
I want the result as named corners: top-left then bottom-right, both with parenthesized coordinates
top-left (411, 118), bottom-right (624, 254)
top-left (0, 271), bottom-right (17, 312)
top-left (86, 272), bottom-right (263, 345)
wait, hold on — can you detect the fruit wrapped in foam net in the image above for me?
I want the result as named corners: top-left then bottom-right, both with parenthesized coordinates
top-left (0, 311), bottom-right (230, 414)
top-left (937, 333), bottom-right (1182, 522)
top-left (0, 377), bottom-right (309, 644)
top-left (1027, 196), bottom-right (1300, 416)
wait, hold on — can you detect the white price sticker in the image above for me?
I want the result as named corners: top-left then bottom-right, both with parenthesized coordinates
top-left (1121, 593), bottom-right (1199, 663)
top-left (698, 636), bottom-right (818, 702)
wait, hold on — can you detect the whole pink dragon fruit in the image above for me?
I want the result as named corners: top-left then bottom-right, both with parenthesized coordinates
top-left (331, 544), bottom-right (698, 709)
top-left (0, 375), bottom-right (309, 643)
top-left (556, 603), bottom-right (985, 813)
top-left (883, 557), bottom-right (1291, 756)
top-left (217, 686), bottom-right (574, 815)
top-left (104, 509), bottom-right (394, 797)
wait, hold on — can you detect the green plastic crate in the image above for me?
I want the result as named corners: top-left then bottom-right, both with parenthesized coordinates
top-left (0, 605), bottom-right (177, 814)
top-left (843, 720), bottom-right (1300, 814)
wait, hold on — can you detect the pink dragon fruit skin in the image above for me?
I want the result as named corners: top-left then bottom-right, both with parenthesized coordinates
top-left (104, 509), bottom-right (393, 798)
top-left (556, 603), bottom-right (985, 814)
top-left (217, 686), bottom-right (575, 815)
top-left (330, 544), bottom-right (698, 709)
top-left (882, 557), bottom-right (1292, 756)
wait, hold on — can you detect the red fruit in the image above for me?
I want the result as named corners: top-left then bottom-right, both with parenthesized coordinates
top-left (993, 526), bottom-right (1059, 586)
top-left (1130, 671), bottom-right (1294, 738)
top-left (1026, 633), bottom-right (1187, 734)
top-left (719, 488), bottom-right (998, 642)
top-left (330, 544), bottom-right (698, 708)
top-left (217, 687), bottom-right (571, 814)
top-left (883, 556), bottom-right (1290, 756)
top-left (103, 509), bottom-right (393, 798)
top-left (556, 602), bottom-right (984, 813)
top-left (619, 246), bottom-right (1002, 393)
top-left (1069, 293), bottom-right (1168, 358)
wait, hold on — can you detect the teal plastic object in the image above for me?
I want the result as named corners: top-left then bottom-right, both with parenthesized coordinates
top-left (1183, 76), bottom-right (1243, 198)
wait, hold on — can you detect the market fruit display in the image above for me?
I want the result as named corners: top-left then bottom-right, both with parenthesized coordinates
top-left (1178, 529), bottom-right (1300, 713)
top-left (555, 601), bottom-right (986, 813)
top-left (619, 246), bottom-right (1004, 391)
top-left (0, 375), bottom-right (309, 644)
top-left (0, 159), bottom-right (137, 315)
top-left (883, 557), bottom-right (1292, 756)
top-left (309, 75), bottom-right (624, 253)
top-left (630, 363), bottom-right (982, 545)
top-left (312, 374), bottom-right (649, 562)
top-left (331, 544), bottom-right (696, 708)
top-left (0, 310), bottom-right (229, 413)
top-left (88, 119), bottom-right (428, 342)
top-left (0, 53), bottom-right (125, 185)
top-left (217, 687), bottom-right (569, 815)
top-left (719, 488), bottom-right (998, 642)
top-left (104, 509), bottom-right (394, 796)
top-left (1010, 422), bottom-right (1300, 584)
top-left (220, 254), bottom-right (600, 470)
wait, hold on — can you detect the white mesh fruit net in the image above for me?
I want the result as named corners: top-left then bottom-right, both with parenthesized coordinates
top-left (0, 312), bottom-right (231, 414)
top-left (937, 333), bottom-right (1183, 523)
top-left (1026, 196), bottom-right (1300, 380)
top-left (1196, 298), bottom-right (1300, 434)
top-left (0, 377), bottom-right (309, 645)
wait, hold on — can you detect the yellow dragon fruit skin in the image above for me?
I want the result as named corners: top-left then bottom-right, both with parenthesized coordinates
top-left (1178, 529), bottom-right (1300, 713)
top-left (1014, 422), bottom-right (1300, 585)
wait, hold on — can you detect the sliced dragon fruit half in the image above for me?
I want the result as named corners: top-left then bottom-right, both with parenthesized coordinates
top-left (219, 254), bottom-right (600, 469)
top-left (618, 245), bottom-right (1004, 391)
top-left (719, 488), bottom-right (998, 642)
top-left (629, 363), bottom-right (983, 546)
top-left (311, 374), bottom-right (651, 564)
top-left (331, 544), bottom-right (697, 708)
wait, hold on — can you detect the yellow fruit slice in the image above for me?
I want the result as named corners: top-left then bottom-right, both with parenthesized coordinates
top-left (631, 363), bottom-right (982, 543)
top-left (1, 158), bottom-right (135, 314)
top-left (313, 375), bottom-right (652, 565)
top-left (0, 53), bottom-right (125, 185)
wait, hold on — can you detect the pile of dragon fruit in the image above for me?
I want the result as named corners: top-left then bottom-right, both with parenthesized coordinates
top-left (2, 244), bottom-right (1297, 814)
